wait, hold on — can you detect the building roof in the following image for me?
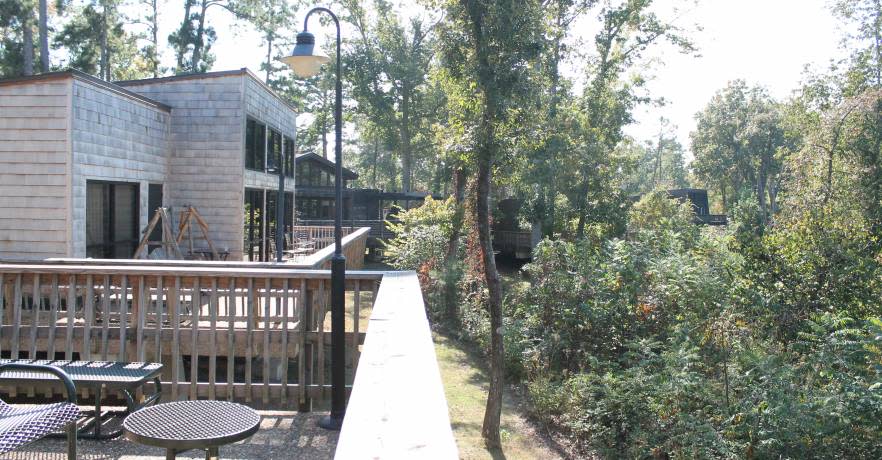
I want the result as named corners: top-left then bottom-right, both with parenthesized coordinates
top-left (295, 152), bottom-right (359, 180)
top-left (0, 69), bottom-right (172, 112)
top-left (116, 68), bottom-right (298, 114)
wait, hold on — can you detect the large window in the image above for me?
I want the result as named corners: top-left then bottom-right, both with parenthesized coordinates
top-left (86, 181), bottom-right (139, 259)
top-left (267, 129), bottom-right (282, 172)
top-left (245, 118), bottom-right (267, 171)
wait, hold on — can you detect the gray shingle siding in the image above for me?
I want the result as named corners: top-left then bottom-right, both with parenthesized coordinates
top-left (70, 78), bottom-right (171, 257)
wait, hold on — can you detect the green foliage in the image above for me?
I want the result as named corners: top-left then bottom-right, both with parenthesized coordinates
top-left (505, 195), bottom-right (882, 457)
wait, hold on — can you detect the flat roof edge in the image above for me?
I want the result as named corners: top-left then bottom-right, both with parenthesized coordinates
top-left (0, 70), bottom-right (172, 112)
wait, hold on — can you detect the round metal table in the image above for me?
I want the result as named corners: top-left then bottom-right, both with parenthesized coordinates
top-left (123, 400), bottom-right (260, 460)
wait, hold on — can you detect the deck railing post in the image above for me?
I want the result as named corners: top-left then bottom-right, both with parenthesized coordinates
top-left (299, 286), bottom-right (314, 412)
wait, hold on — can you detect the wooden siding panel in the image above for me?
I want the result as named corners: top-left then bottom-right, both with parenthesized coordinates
top-left (122, 75), bottom-right (248, 259)
top-left (69, 79), bottom-right (171, 257)
top-left (0, 79), bottom-right (70, 260)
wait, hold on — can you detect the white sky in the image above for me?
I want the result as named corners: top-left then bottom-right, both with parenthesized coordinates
top-left (141, 0), bottom-right (847, 152)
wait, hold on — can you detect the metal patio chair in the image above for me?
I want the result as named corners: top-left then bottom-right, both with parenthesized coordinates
top-left (0, 363), bottom-right (80, 459)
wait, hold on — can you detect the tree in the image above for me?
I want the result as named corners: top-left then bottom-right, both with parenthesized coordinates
top-left (54, 0), bottom-right (151, 80)
top-left (0, 0), bottom-right (35, 77)
top-left (436, 0), bottom-right (544, 447)
top-left (573, 0), bottom-right (696, 237)
top-left (691, 81), bottom-right (788, 218)
top-left (343, 0), bottom-right (440, 192)
top-left (38, 0), bottom-right (48, 72)
top-left (132, 0), bottom-right (161, 77)
top-left (169, 0), bottom-right (232, 73)
top-left (232, 0), bottom-right (295, 82)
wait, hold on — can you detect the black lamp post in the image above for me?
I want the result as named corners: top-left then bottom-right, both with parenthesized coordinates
top-left (268, 150), bottom-right (285, 263)
top-left (280, 6), bottom-right (346, 431)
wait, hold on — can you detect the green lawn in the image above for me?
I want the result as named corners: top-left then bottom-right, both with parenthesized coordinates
top-left (434, 332), bottom-right (565, 460)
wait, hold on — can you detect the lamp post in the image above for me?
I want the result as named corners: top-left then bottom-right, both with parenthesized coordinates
top-left (280, 6), bottom-right (346, 431)
top-left (269, 150), bottom-right (285, 263)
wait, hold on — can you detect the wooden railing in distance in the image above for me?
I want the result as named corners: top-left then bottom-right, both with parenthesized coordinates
top-left (335, 271), bottom-right (458, 459)
top-left (0, 262), bottom-right (380, 408)
top-left (290, 225), bottom-right (355, 254)
top-left (298, 220), bottom-right (395, 241)
top-left (288, 227), bottom-right (371, 270)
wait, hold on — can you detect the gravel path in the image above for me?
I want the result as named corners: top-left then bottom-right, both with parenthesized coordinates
top-left (1, 411), bottom-right (337, 460)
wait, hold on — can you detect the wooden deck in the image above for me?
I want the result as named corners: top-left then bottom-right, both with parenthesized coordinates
top-left (0, 262), bottom-right (380, 409)
top-left (0, 259), bottom-right (458, 457)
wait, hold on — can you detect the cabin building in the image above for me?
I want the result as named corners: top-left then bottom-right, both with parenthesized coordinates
top-left (0, 68), bottom-right (297, 261)
top-left (294, 152), bottom-right (440, 250)
top-left (666, 188), bottom-right (728, 225)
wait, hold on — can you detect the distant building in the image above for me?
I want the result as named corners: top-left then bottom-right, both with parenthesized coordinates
top-left (666, 188), bottom-right (727, 225)
top-left (0, 68), bottom-right (297, 261)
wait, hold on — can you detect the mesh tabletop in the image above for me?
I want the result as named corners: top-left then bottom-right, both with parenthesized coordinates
top-left (0, 360), bottom-right (162, 387)
top-left (123, 401), bottom-right (261, 450)
top-left (0, 400), bottom-right (80, 454)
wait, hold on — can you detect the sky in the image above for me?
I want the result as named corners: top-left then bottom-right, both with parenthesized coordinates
top-left (144, 0), bottom-right (848, 152)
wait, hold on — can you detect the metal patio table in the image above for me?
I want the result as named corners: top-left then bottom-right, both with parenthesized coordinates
top-left (123, 400), bottom-right (261, 460)
top-left (0, 359), bottom-right (162, 439)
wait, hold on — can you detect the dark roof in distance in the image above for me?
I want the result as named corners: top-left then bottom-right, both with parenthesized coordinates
top-left (295, 152), bottom-right (358, 180)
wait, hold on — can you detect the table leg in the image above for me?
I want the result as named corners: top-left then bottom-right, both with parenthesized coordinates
top-left (93, 385), bottom-right (103, 438)
top-left (206, 446), bottom-right (219, 460)
top-left (166, 448), bottom-right (177, 460)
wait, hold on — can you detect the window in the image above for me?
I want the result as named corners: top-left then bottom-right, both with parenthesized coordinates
top-left (86, 181), bottom-right (139, 259)
top-left (268, 129), bottom-right (282, 172)
top-left (245, 118), bottom-right (266, 171)
top-left (147, 184), bottom-right (163, 244)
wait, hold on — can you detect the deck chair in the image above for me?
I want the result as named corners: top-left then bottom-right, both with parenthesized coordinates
top-left (0, 363), bottom-right (79, 459)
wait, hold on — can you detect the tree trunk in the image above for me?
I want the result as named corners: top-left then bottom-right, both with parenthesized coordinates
top-left (22, 10), bottom-right (34, 76)
top-left (575, 171), bottom-right (591, 238)
top-left (151, 0), bottom-right (159, 77)
top-left (100, 0), bottom-right (108, 80)
top-left (265, 33), bottom-right (273, 82)
top-left (321, 86), bottom-right (329, 160)
top-left (191, 0), bottom-right (208, 72)
top-left (400, 85), bottom-right (413, 192)
top-left (176, 0), bottom-right (193, 71)
top-left (38, 0), bottom-right (48, 72)
top-left (757, 151), bottom-right (769, 222)
top-left (444, 167), bottom-right (466, 322)
top-left (477, 148), bottom-right (503, 449)
top-left (371, 136), bottom-right (379, 188)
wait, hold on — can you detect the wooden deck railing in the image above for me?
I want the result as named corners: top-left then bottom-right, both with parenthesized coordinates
top-left (298, 220), bottom-right (395, 242)
top-left (335, 271), bottom-right (458, 458)
top-left (0, 262), bottom-right (380, 408)
top-left (290, 225), bottom-right (356, 254)
top-left (287, 227), bottom-right (371, 270)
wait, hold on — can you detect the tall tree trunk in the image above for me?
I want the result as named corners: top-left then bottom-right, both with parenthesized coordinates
top-left (38, 0), bottom-right (48, 72)
top-left (22, 10), bottom-right (34, 76)
top-left (575, 170), bottom-right (591, 238)
top-left (768, 176), bottom-right (778, 215)
top-left (321, 86), bottom-right (329, 160)
top-left (444, 167), bottom-right (466, 322)
top-left (176, 0), bottom-right (193, 71)
top-left (191, 0), bottom-right (208, 72)
top-left (477, 146), bottom-right (503, 449)
top-left (371, 136), bottom-right (379, 188)
top-left (757, 150), bottom-right (769, 222)
top-left (543, 6), bottom-right (562, 238)
top-left (265, 33), bottom-right (273, 82)
top-left (400, 85), bottom-right (413, 192)
top-left (100, 0), bottom-right (108, 80)
top-left (151, 0), bottom-right (159, 77)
